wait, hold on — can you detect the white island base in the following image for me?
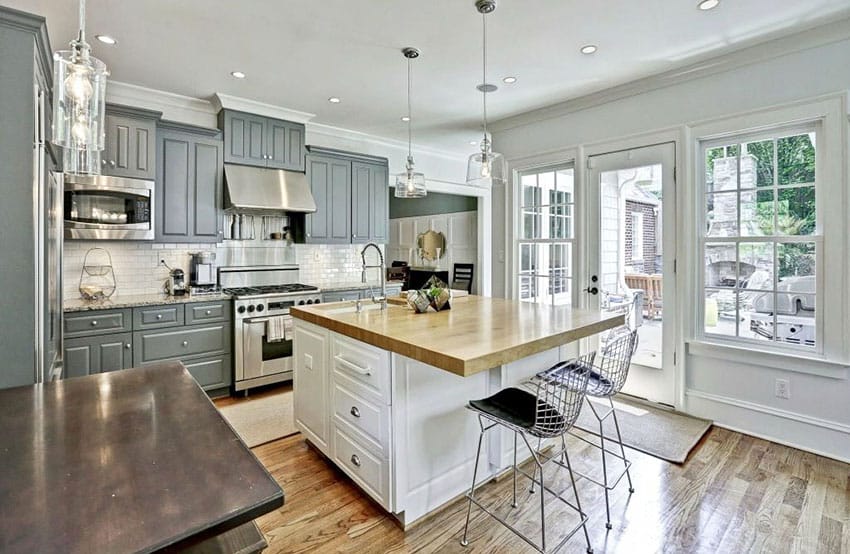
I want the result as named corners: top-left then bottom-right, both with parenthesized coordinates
top-left (293, 319), bottom-right (580, 527)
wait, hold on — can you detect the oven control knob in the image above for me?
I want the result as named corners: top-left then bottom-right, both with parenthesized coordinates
top-left (247, 305), bottom-right (255, 313)
top-left (298, 300), bottom-right (305, 305)
top-left (314, 298), bottom-right (321, 304)
top-left (237, 306), bottom-right (246, 314)
top-left (306, 299), bottom-right (314, 305)
top-left (256, 304), bottom-right (264, 312)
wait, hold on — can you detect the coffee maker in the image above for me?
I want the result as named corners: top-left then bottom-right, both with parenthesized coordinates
top-left (167, 268), bottom-right (187, 296)
top-left (189, 251), bottom-right (217, 292)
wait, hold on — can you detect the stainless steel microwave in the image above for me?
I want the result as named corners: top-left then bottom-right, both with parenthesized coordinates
top-left (64, 174), bottom-right (155, 240)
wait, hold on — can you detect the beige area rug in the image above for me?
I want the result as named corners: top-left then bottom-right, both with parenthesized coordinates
top-left (573, 395), bottom-right (712, 464)
top-left (218, 390), bottom-right (297, 448)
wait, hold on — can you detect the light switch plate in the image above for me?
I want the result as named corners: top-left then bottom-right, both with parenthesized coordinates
top-left (305, 353), bottom-right (313, 370)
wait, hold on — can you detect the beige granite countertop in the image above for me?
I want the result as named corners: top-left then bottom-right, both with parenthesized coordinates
top-left (64, 292), bottom-right (232, 313)
top-left (291, 295), bottom-right (624, 377)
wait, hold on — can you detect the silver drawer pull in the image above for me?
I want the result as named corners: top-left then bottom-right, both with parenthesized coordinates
top-left (125, 343), bottom-right (131, 349)
top-left (91, 321), bottom-right (98, 326)
top-left (334, 355), bottom-right (372, 376)
top-left (205, 310), bottom-right (212, 315)
top-left (156, 314), bottom-right (163, 320)
top-left (350, 454), bottom-right (361, 467)
top-left (350, 406), bottom-right (360, 418)
top-left (182, 340), bottom-right (189, 347)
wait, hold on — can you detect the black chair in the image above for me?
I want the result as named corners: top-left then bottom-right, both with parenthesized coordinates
top-left (451, 263), bottom-right (474, 293)
top-left (461, 361), bottom-right (594, 553)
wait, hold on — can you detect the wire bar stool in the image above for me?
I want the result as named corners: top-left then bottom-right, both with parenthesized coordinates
top-left (460, 362), bottom-right (594, 553)
top-left (537, 326), bottom-right (639, 530)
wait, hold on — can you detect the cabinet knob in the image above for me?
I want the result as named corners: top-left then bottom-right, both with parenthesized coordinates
top-left (101, 159), bottom-right (106, 166)
top-left (91, 320), bottom-right (98, 326)
top-left (205, 310), bottom-right (212, 315)
top-left (156, 314), bottom-right (163, 320)
top-left (350, 406), bottom-right (361, 418)
top-left (352, 234), bottom-right (357, 239)
top-left (350, 454), bottom-right (361, 467)
top-left (306, 233), bottom-right (311, 238)
top-left (109, 160), bottom-right (116, 167)
top-left (182, 340), bottom-right (189, 347)
top-left (125, 343), bottom-right (131, 349)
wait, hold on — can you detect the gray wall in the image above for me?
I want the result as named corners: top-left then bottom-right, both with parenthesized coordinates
top-left (389, 190), bottom-right (477, 219)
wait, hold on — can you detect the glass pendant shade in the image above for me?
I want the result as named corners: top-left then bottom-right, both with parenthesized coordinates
top-left (395, 157), bottom-right (427, 198)
top-left (467, 135), bottom-right (506, 187)
top-left (53, 48), bottom-right (108, 156)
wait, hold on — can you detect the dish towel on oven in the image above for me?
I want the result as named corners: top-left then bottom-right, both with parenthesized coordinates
top-left (266, 316), bottom-right (287, 343)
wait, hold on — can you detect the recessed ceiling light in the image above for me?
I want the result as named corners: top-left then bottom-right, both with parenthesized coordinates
top-left (95, 34), bottom-right (117, 45)
top-left (401, 116), bottom-right (410, 122)
top-left (502, 76), bottom-right (517, 84)
top-left (697, 0), bottom-right (720, 10)
top-left (328, 97), bottom-right (341, 104)
top-left (580, 44), bottom-right (598, 55)
top-left (230, 71), bottom-right (246, 79)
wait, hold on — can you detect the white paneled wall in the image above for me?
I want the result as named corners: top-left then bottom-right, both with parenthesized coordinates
top-left (63, 241), bottom-right (377, 299)
top-left (387, 211), bottom-right (477, 292)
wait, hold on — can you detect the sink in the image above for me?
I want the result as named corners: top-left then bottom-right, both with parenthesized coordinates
top-left (314, 301), bottom-right (390, 315)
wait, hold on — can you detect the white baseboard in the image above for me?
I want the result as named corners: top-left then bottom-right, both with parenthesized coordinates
top-left (685, 389), bottom-right (850, 464)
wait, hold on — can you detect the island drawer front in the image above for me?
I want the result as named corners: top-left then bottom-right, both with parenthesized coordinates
top-left (331, 335), bottom-right (390, 402)
top-left (332, 381), bottom-right (388, 453)
top-left (64, 309), bottom-right (131, 338)
top-left (183, 355), bottom-right (232, 391)
top-left (134, 323), bottom-right (231, 365)
top-left (133, 305), bottom-right (185, 330)
top-left (185, 302), bottom-right (230, 325)
top-left (332, 423), bottom-right (390, 508)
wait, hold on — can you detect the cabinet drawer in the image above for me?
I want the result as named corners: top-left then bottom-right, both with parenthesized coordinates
top-left (64, 309), bottom-right (131, 338)
top-left (332, 423), bottom-right (390, 508)
top-left (185, 302), bottom-right (230, 325)
top-left (332, 334), bottom-right (390, 402)
top-left (134, 323), bottom-right (231, 364)
top-left (133, 305), bottom-right (184, 330)
top-left (332, 381), bottom-right (388, 453)
top-left (183, 355), bottom-right (232, 391)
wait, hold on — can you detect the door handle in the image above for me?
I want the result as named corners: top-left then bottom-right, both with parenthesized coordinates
top-left (350, 406), bottom-right (361, 418)
top-left (585, 275), bottom-right (599, 295)
top-left (585, 287), bottom-right (599, 295)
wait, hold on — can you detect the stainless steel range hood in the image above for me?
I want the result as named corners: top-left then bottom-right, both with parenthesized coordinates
top-left (223, 164), bottom-right (316, 213)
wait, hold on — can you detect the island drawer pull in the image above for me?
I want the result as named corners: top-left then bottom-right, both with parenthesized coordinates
top-left (350, 406), bottom-right (361, 418)
top-left (182, 340), bottom-right (189, 347)
top-left (334, 355), bottom-right (372, 376)
top-left (350, 454), bottom-right (361, 467)
top-left (205, 310), bottom-right (212, 315)
top-left (91, 320), bottom-right (98, 326)
top-left (156, 314), bottom-right (163, 320)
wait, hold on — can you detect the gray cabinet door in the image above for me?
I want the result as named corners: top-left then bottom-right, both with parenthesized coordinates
top-left (306, 154), bottom-right (351, 244)
top-left (64, 332), bottom-right (133, 378)
top-left (156, 126), bottom-right (223, 243)
top-left (266, 119), bottom-right (304, 171)
top-left (222, 110), bottom-right (266, 166)
top-left (183, 356), bottom-right (232, 391)
top-left (103, 113), bottom-right (156, 180)
top-left (351, 161), bottom-right (389, 244)
top-left (285, 123), bottom-right (305, 171)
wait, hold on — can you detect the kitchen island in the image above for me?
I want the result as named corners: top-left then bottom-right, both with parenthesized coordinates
top-left (290, 295), bottom-right (623, 526)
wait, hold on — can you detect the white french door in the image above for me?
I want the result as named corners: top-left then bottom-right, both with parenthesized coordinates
top-left (585, 143), bottom-right (677, 406)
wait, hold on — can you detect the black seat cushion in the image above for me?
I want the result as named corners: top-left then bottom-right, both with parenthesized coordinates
top-left (538, 360), bottom-right (614, 397)
top-left (469, 387), bottom-right (564, 432)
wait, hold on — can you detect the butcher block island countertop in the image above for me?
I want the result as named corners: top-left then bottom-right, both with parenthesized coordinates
top-left (290, 295), bottom-right (624, 377)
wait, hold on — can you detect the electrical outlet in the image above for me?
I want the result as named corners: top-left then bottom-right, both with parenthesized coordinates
top-left (313, 250), bottom-right (321, 262)
top-left (775, 378), bottom-right (790, 400)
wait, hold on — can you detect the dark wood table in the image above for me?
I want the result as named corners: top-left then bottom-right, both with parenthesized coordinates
top-left (0, 362), bottom-right (283, 553)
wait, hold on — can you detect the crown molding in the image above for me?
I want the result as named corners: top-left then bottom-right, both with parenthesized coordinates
top-left (107, 81), bottom-right (218, 128)
top-left (211, 93), bottom-right (316, 123)
top-left (491, 15), bottom-right (850, 134)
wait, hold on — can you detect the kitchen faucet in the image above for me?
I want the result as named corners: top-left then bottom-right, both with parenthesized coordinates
top-left (360, 243), bottom-right (387, 311)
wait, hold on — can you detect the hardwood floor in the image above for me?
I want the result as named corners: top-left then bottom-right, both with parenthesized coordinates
top-left (245, 427), bottom-right (850, 553)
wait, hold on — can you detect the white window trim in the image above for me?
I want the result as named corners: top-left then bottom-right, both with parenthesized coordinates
top-left (688, 95), bottom-right (847, 366)
top-left (631, 212), bottom-right (644, 262)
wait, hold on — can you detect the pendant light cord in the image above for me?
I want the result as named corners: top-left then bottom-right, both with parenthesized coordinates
top-left (78, 0), bottom-right (86, 42)
top-left (482, 13), bottom-right (488, 139)
top-left (407, 55), bottom-right (412, 160)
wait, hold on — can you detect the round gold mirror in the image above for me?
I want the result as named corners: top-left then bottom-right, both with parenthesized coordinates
top-left (417, 230), bottom-right (447, 262)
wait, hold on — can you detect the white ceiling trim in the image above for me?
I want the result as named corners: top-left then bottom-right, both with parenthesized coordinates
top-left (211, 93), bottom-right (316, 124)
top-left (491, 15), bottom-right (850, 134)
top-left (307, 121), bottom-right (468, 162)
top-left (107, 81), bottom-right (218, 128)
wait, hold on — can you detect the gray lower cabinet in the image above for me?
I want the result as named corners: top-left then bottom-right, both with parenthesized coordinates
top-left (305, 148), bottom-right (389, 245)
top-left (62, 301), bottom-right (233, 394)
top-left (63, 332), bottom-right (133, 378)
top-left (102, 105), bottom-right (160, 180)
top-left (220, 109), bottom-right (305, 171)
top-left (156, 122), bottom-right (224, 243)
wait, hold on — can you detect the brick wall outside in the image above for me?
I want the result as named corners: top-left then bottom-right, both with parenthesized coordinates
top-left (624, 200), bottom-right (657, 274)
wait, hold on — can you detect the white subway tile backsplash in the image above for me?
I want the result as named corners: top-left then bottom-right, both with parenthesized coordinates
top-left (63, 241), bottom-right (382, 299)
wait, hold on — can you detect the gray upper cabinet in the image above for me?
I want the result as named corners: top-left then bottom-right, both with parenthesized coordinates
top-left (220, 109), bottom-right (305, 171)
top-left (102, 104), bottom-right (160, 180)
top-left (156, 122), bottom-right (224, 243)
top-left (306, 148), bottom-right (389, 245)
top-left (306, 154), bottom-right (352, 244)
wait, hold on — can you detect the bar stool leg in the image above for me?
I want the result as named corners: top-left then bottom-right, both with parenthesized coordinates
top-left (529, 437), bottom-right (542, 493)
top-left (598, 406), bottom-right (612, 530)
top-left (511, 431), bottom-right (518, 508)
top-left (461, 419), bottom-right (486, 547)
top-left (609, 397), bottom-right (635, 494)
top-left (562, 435), bottom-right (594, 554)
top-left (520, 433), bottom-right (546, 552)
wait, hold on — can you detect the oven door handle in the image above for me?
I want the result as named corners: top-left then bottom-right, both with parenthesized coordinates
top-left (334, 355), bottom-right (372, 376)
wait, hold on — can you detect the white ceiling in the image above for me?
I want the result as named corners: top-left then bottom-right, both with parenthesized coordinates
top-left (9, 0), bottom-right (850, 154)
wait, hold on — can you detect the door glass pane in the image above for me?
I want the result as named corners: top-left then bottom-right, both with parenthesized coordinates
top-left (705, 242), bottom-right (737, 288)
top-left (777, 133), bottom-right (816, 186)
top-left (777, 186), bottom-right (815, 235)
top-left (706, 192), bottom-right (738, 237)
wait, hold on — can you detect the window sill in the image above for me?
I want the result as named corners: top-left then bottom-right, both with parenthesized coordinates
top-left (686, 340), bottom-right (848, 380)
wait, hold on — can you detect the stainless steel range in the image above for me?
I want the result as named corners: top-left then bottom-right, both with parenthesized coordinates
top-left (219, 265), bottom-right (321, 393)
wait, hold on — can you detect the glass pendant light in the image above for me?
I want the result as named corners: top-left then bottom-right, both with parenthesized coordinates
top-left (52, 0), bottom-right (109, 175)
top-left (466, 0), bottom-right (506, 187)
top-left (395, 47), bottom-right (427, 198)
